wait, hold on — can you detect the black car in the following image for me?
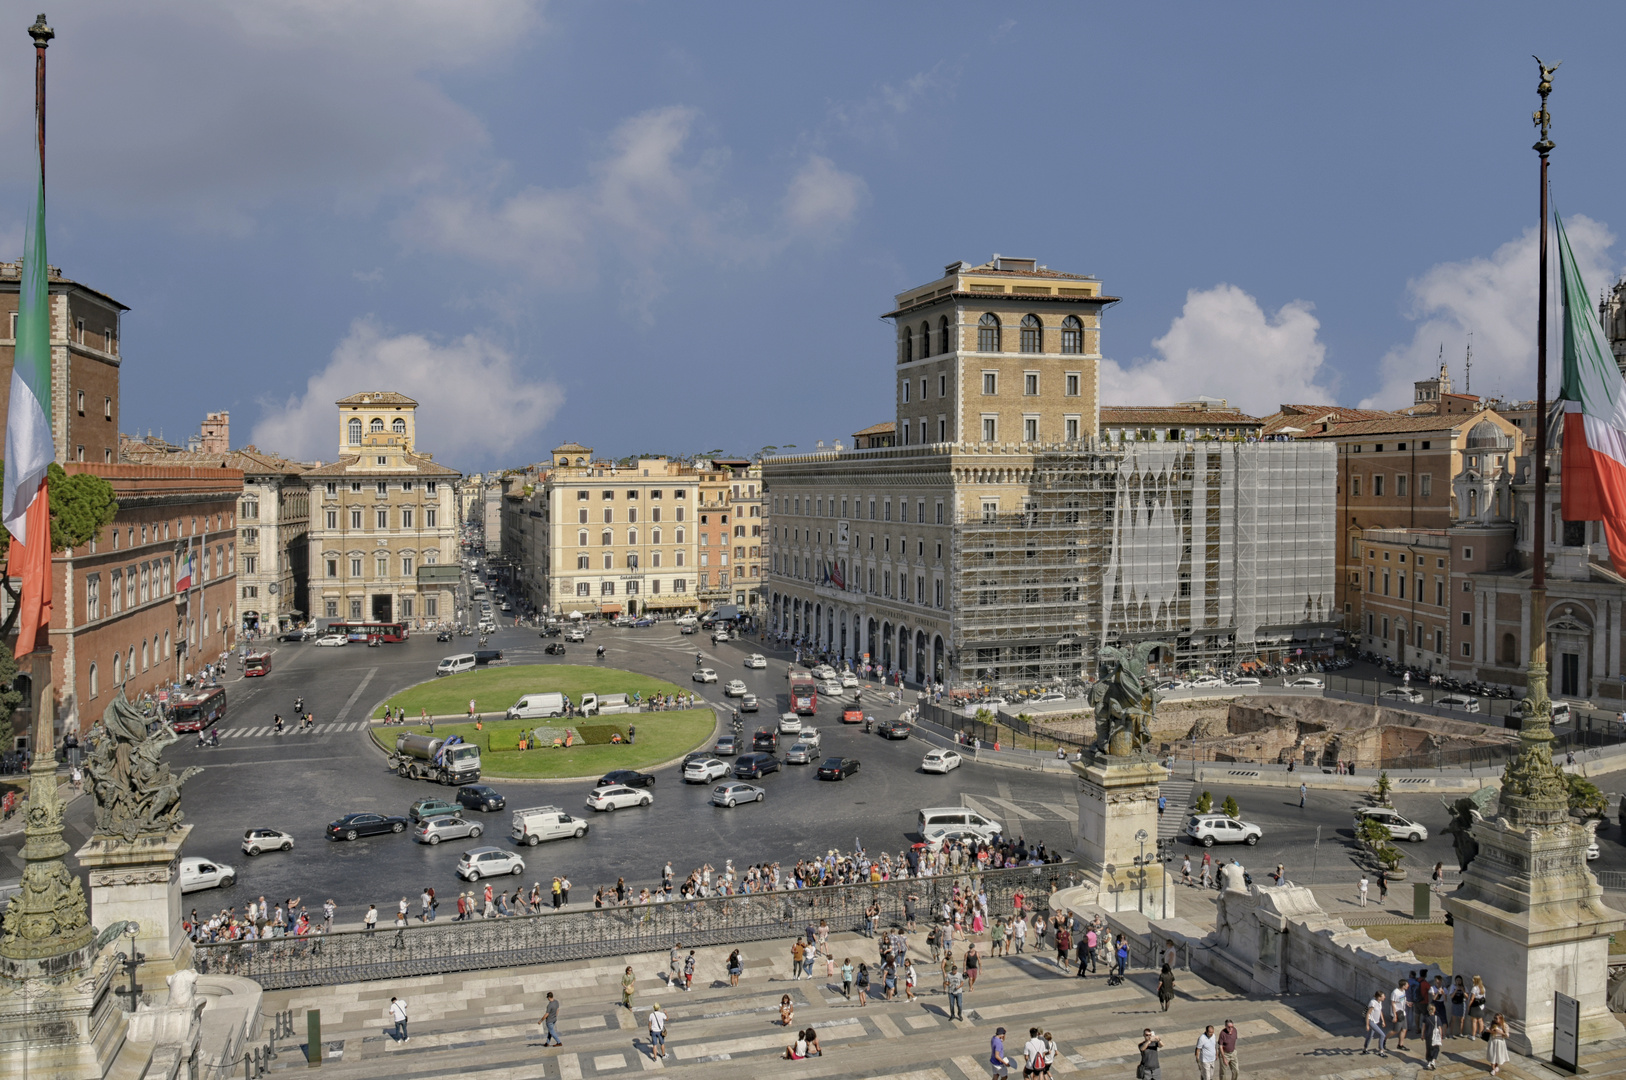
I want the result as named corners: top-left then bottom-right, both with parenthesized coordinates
top-left (326, 812), bottom-right (408, 841)
top-left (276, 629), bottom-right (305, 643)
top-left (817, 756), bottom-right (861, 780)
top-left (436, 630), bottom-right (452, 642)
top-left (545, 643), bottom-right (568, 655)
top-left (734, 753), bottom-right (780, 780)
top-left (752, 729), bottom-right (778, 752)
top-left (540, 626), bottom-right (563, 638)
top-left (877, 719), bottom-right (912, 740)
top-left (598, 769), bottom-right (655, 789)
top-left (456, 784), bottom-right (506, 812)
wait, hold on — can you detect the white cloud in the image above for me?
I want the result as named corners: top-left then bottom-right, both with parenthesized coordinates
top-left (1102, 284), bottom-right (1336, 413)
top-left (1360, 215), bottom-right (1618, 408)
top-left (782, 156), bottom-right (867, 237)
top-left (251, 318), bottom-right (563, 465)
top-left (0, 1), bottom-right (543, 228)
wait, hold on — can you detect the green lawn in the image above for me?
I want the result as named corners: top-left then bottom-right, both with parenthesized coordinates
top-left (372, 664), bottom-right (695, 720)
top-left (371, 710), bottom-right (716, 780)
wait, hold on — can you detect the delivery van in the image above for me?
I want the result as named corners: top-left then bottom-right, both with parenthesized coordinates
top-left (506, 692), bottom-right (569, 719)
top-left (436, 654), bottom-right (476, 677)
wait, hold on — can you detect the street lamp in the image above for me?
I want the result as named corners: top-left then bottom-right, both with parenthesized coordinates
top-left (1135, 828), bottom-right (1150, 914)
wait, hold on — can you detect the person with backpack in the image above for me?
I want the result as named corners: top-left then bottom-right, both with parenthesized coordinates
top-left (1022, 1028), bottom-right (1047, 1079)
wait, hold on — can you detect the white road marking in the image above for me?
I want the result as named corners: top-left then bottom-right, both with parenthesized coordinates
top-left (335, 668), bottom-right (378, 723)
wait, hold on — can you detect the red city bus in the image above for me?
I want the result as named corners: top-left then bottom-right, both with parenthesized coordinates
top-left (789, 673), bottom-right (818, 716)
top-left (333, 621), bottom-right (409, 643)
top-left (243, 651), bottom-right (272, 677)
top-left (170, 686), bottom-right (228, 732)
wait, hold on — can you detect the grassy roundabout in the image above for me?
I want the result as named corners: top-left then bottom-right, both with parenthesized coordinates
top-left (368, 664), bottom-right (716, 780)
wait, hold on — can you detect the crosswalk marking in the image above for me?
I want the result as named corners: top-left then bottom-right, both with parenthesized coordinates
top-left (214, 720), bottom-right (372, 740)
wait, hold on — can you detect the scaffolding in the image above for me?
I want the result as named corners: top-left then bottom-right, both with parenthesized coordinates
top-left (947, 442), bottom-right (1337, 689)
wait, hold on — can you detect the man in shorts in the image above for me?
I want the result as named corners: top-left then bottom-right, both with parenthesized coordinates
top-left (990, 1026), bottom-right (1012, 1079)
top-left (647, 1002), bottom-right (668, 1060)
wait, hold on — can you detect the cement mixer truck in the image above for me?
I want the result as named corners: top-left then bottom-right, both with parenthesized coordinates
top-left (387, 732), bottom-right (482, 785)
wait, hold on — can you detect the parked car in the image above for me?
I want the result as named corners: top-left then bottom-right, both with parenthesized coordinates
top-left (415, 816), bottom-right (484, 845)
top-left (545, 643), bottom-right (568, 655)
top-left (597, 769), bottom-right (655, 789)
top-left (1437, 694), bottom-right (1481, 713)
top-left (241, 828), bottom-right (294, 856)
top-left (314, 634), bottom-right (347, 647)
top-left (785, 741), bottom-right (818, 764)
top-left (456, 784), bottom-right (507, 812)
top-left (456, 847), bottom-right (525, 881)
top-left (1285, 676), bottom-right (1325, 689)
top-left (733, 753), bottom-right (780, 780)
top-left (692, 668), bottom-right (719, 683)
top-left (1353, 806), bottom-right (1429, 842)
top-left (743, 653), bottom-right (768, 669)
top-left (585, 785), bottom-right (653, 812)
top-left (840, 671), bottom-right (859, 689)
top-left (409, 797), bottom-right (462, 824)
top-left (817, 756), bottom-right (861, 780)
top-left (753, 729), bottom-right (779, 752)
top-left (1379, 687), bottom-right (1425, 704)
top-left (683, 757), bottom-right (729, 783)
top-left (327, 813), bottom-right (408, 840)
top-left (723, 680), bottom-right (749, 697)
top-left (713, 733), bottom-right (739, 756)
top-left (778, 713), bottom-right (803, 734)
top-left (740, 694), bottom-right (759, 712)
top-left (1184, 813), bottom-right (1263, 847)
top-left (179, 856), bottom-right (236, 893)
top-left (1187, 676), bottom-right (1224, 688)
top-left (711, 782), bottom-right (765, 808)
top-left (877, 719), bottom-right (912, 740)
top-left (921, 749), bottom-right (963, 774)
top-left (1228, 677), bottom-right (1262, 688)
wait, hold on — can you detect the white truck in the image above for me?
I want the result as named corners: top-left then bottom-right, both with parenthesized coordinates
top-left (579, 692), bottom-right (637, 716)
top-left (510, 805), bottom-right (590, 846)
top-left (388, 733), bottom-right (482, 785)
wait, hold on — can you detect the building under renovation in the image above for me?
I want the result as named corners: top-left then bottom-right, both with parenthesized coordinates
top-left (763, 256), bottom-right (1337, 688)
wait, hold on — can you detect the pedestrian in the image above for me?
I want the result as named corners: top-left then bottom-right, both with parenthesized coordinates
top-left (1449, 975), bottom-right (1468, 1037)
top-left (1299, 782), bottom-right (1307, 809)
top-left (1378, 868), bottom-right (1389, 904)
top-left (727, 950), bottom-right (743, 986)
top-left (855, 962), bottom-right (870, 1004)
top-left (792, 938), bottom-right (806, 979)
top-left (990, 1026), bottom-right (1013, 1080)
top-left (1468, 975), bottom-right (1488, 1037)
top-left (1194, 1024), bottom-right (1219, 1080)
top-left (364, 904), bottom-right (378, 935)
top-left (779, 994), bottom-right (795, 1027)
top-left (389, 997), bottom-right (408, 1043)
top-left (621, 965), bottom-right (636, 1009)
top-left (1424, 1009), bottom-right (1442, 1070)
top-left (1218, 1019), bottom-right (1238, 1080)
top-left (1362, 990), bottom-right (1388, 1056)
top-left (647, 1002), bottom-right (668, 1061)
top-left (322, 899), bottom-right (335, 933)
top-left (1486, 1013), bottom-right (1509, 1076)
top-left (904, 957), bottom-right (917, 1002)
top-left (841, 958), bottom-right (854, 999)
top-left (1138, 1029), bottom-right (1163, 1080)
top-left (683, 951), bottom-right (695, 991)
top-left (965, 943), bottom-right (980, 989)
top-left (1181, 856), bottom-right (1192, 888)
top-left (1389, 977), bottom-right (1409, 1049)
top-left (1023, 1027), bottom-right (1047, 1079)
top-left (1115, 935), bottom-right (1130, 979)
top-left (1431, 861), bottom-right (1445, 898)
top-left (419, 887), bottom-right (432, 923)
top-left (1358, 874), bottom-right (1369, 907)
top-left (1157, 793), bottom-right (1166, 819)
top-left (538, 991), bottom-right (563, 1046)
top-left (468, 698), bottom-right (476, 718)
top-left (944, 964), bottom-right (964, 1020)
top-left (1156, 963), bottom-right (1175, 1011)
top-left (669, 941), bottom-right (682, 981)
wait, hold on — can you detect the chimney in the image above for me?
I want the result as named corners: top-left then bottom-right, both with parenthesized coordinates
top-left (200, 410), bottom-right (230, 454)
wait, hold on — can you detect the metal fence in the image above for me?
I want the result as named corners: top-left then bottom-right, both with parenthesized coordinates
top-left (193, 862), bottom-right (1077, 991)
top-left (919, 702), bottom-right (1091, 751)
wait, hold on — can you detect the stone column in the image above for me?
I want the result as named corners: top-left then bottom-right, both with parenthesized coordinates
top-left (1073, 757), bottom-right (1173, 919)
top-left (75, 827), bottom-right (195, 981)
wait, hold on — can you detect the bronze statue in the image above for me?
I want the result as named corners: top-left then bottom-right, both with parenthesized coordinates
top-left (81, 686), bottom-right (202, 841)
top-left (1088, 642), bottom-right (1166, 758)
top-left (1440, 786), bottom-right (1497, 872)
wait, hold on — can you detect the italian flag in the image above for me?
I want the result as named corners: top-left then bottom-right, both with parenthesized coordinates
top-left (1557, 213), bottom-right (1626, 575)
top-left (2, 154), bottom-right (53, 657)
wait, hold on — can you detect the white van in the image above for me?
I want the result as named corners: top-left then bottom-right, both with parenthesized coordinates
top-left (506, 692), bottom-right (569, 719)
top-left (917, 806), bottom-right (1003, 843)
top-left (510, 805), bottom-right (589, 846)
top-left (436, 654), bottom-right (476, 677)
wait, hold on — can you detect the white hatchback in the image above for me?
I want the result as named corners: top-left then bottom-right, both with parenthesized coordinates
top-left (921, 749), bottom-right (963, 774)
top-left (683, 758), bottom-right (729, 783)
top-left (692, 668), bottom-right (718, 683)
top-left (723, 680), bottom-right (749, 697)
top-left (778, 712), bottom-right (803, 734)
top-left (585, 785), bottom-right (653, 812)
top-left (314, 634), bottom-right (347, 647)
top-left (1379, 687), bottom-right (1425, 704)
top-left (840, 672), bottom-right (859, 688)
top-left (743, 654), bottom-right (768, 669)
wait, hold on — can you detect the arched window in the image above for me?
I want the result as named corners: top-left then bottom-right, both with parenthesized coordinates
top-left (369, 418), bottom-right (384, 433)
top-left (128, 647), bottom-right (135, 679)
top-left (347, 418), bottom-right (362, 445)
top-left (1468, 489), bottom-right (1479, 517)
top-left (978, 313), bottom-right (1001, 352)
top-left (112, 652), bottom-right (122, 685)
top-left (392, 418), bottom-right (406, 434)
top-left (141, 639), bottom-right (149, 671)
top-left (900, 326), bottom-right (912, 363)
top-left (163, 630), bottom-right (170, 662)
top-left (1061, 315), bottom-right (1083, 354)
top-left (601, 530), bottom-right (613, 546)
top-left (88, 662), bottom-right (99, 700)
top-left (919, 322), bottom-right (931, 358)
top-left (938, 315), bottom-right (950, 355)
top-left (1020, 314), bottom-right (1042, 353)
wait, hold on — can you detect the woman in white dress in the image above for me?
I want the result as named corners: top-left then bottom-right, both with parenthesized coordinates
top-left (1486, 1012), bottom-right (1510, 1076)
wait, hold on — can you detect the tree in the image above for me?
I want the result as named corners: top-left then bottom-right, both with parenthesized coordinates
top-left (1358, 816), bottom-right (1404, 872)
top-left (1220, 794), bottom-right (1240, 819)
top-left (1195, 790), bottom-right (1213, 814)
top-left (1567, 773), bottom-right (1607, 818)
top-left (1370, 770), bottom-right (1393, 807)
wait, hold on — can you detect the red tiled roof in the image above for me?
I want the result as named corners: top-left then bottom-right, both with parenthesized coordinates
top-left (1100, 406), bottom-right (1260, 426)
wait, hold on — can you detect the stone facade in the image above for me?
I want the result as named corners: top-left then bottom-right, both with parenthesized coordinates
top-left (303, 392), bottom-right (462, 627)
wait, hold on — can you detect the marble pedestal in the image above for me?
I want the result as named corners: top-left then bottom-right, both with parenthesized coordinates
top-left (75, 827), bottom-right (195, 980)
top-left (1073, 757), bottom-right (1174, 919)
top-left (1444, 816), bottom-right (1624, 1057)
top-left (0, 943), bottom-right (127, 1080)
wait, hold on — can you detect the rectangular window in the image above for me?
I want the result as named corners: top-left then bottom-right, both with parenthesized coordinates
top-left (1373, 474), bottom-right (1384, 497)
top-left (935, 500), bottom-right (944, 524)
top-left (982, 416), bottom-right (996, 442)
top-left (376, 509), bottom-right (389, 529)
top-left (934, 579), bottom-right (943, 607)
top-left (1024, 373), bottom-right (1039, 395)
top-left (402, 507), bottom-right (414, 528)
top-left (402, 556), bottom-right (413, 575)
top-left (76, 390), bottom-right (85, 415)
top-left (1462, 641), bottom-right (1472, 657)
top-left (1023, 417), bottom-right (1038, 442)
top-left (1397, 475), bottom-right (1408, 497)
top-left (1065, 417), bottom-right (1079, 442)
top-left (86, 574), bottom-right (100, 620)
top-left (425, 597), bottom-right (438, 618)
top-left (401, 597), bottom-right (414, 618)
top-left (1436, 579), bottom-right (1445, 606)
top-left (426, 482), bottom-right (437, 494)
top-left (1462, 611), bottom-right (1472, 626)
top-left (351, 557), bottom-right (362, 577)
top-left (243, 555), bottom-right (258, 575)
top-left (1351, 476), bottom-right (1361, 497)
top-left (577, 582), bottom-right (591, 596)
top-left (426, 509), bottom-right (437, 527)
top-left (1420, 474), bottom-right (1432, 497)
top-left (326, 558), bottom-right (337, 578)
top-left (376, 556), bottom-right (388, 578)
top-left (325, 599), bottom-right (338, 618)
top-left (901, 380), bottom-right (910, 403)
top-left (376, 482), bottom-right (388, 496)
top-left (939, 374), bottom-right (947, 397)
top-left (350, 508), bottom-right (362, 529)
top-left (982, 372), bottom-right (997, 395)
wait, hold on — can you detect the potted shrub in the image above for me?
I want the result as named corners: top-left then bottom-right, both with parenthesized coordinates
top-left (1357, 816), bottom-right (1407, 879)
top-left (1369, 770), bottom-right (1394, 808)
top-left (1195, 790), bottom-right (1213, 814)
top-left (1220, 794), bottom-right (1241, 819)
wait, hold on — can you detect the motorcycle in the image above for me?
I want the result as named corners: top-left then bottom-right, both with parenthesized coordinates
top-left (596, 645), bottom-right (606, 660)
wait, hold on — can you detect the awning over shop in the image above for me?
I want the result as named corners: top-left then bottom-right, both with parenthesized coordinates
top-left (599, 604), bottom-right (623, 616)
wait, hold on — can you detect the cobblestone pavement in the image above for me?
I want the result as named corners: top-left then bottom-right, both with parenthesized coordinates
top-left (255, 924), bottom-right (1626, 1080)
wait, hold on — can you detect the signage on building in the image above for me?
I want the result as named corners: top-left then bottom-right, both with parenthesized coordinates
top-left (1553, 992), bottom-right (1580, 1073)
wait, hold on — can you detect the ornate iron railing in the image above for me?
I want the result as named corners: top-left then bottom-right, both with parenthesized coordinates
top-left (194, 862), bottom-right (1076, 990)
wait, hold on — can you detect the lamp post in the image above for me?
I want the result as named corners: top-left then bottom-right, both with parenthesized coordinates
top-left (1135, 828), bottom-right (1150, 914)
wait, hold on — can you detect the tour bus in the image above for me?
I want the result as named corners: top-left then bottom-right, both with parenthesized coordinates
top-left (788, 673), bottom-right (818, 716)
top-left (170, 686), bottom-right (228, 733)
top-left (242, 651), bottom-right (272, 677)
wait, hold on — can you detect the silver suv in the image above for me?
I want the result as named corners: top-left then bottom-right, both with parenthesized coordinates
top-left (415, 817), bottom-right (484, 845)
top-left (456, 846), bottom-right (526, 881)
top-left (1184, 813), bottom-right (1262, 847)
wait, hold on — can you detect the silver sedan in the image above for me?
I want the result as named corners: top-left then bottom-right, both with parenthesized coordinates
top-left (414, 817), bottom-right (486, 845)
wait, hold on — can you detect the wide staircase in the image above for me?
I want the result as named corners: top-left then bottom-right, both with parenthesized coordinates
top-left (253, 925), bottom-right (1626, 1080)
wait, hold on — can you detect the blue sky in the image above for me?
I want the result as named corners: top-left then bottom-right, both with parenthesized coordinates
top-left (7, 2), bottom-right (1626, 471)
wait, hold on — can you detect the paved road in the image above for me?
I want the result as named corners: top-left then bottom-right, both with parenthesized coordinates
top-left (9, 616), bottom-right (1624, 920)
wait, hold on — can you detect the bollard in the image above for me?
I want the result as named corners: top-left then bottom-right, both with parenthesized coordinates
top-left (244, 1051), bottom-right (252, 1080)
top-left (307, 1008), bottom-right (322, 1067)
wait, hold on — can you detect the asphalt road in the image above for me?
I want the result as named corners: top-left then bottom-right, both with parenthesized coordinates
top-left (8, 602), bottom-right (1625, 921)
